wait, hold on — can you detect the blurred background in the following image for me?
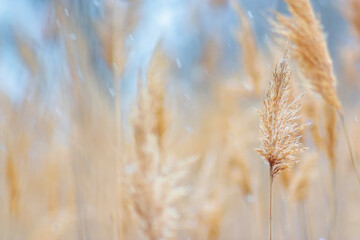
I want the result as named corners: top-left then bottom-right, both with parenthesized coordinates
top-left (0, 0), bottom-right (352, 110)
top-left (1, 0), bottom-right (360, 239)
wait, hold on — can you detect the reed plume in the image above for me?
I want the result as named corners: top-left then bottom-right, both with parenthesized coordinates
top-left (290, 153), bottom-right (316, 203)
top-left (127, 49), bottom-right (195, 240)
top-left (256, 55), bottom-right (306, 179)
top-left (322, 102), bottom-right (339, 240)
top-left (273, 0), bottom-right (340, 111)
top-left (274, 0), bottom-right (360, 184)
top-left (129, 92), bottom-right (169, 239)
top-left (129, 80), bottom-right (167, 240)
top-left (198, 194), bottom-right (225, 240)
top-left (304, 94), bottom-right (324, 150)
top-left (228, 156), bottom-right (252, 196)
top-left (6, 149), bottom-right (19, 216)
top-left (280, 168), bottom-right (293, 191)
top-left (324, 103), bottom-right (338, 170)
top-left (347, 0), bottom-right (360, 40)
top-left (231, 0), bottom-right (262, 95)
top-left (256, 53), bottom-right (306, 240)
top-left (146, 48), bottom-right (169, 152)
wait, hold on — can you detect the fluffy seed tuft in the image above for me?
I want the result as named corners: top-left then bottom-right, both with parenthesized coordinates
top-left (256, 54), bottom-right (307, 178)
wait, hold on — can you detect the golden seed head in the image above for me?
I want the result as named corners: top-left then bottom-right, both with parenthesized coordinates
top-left (256, 54), bottom-right (307, 178)
top-left (273, 0), bottom-right (341, 111)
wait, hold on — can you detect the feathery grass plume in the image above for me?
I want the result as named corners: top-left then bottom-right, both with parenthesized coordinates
top-left (128, 140), bottom-right (194, 240)
top-left (256, 52), bottom-right (306, 240)
top-left (129, 116), bottom-right (195, 240)
top-left (129, 82), bottom-right (159, 237)
top-left (342, 1), bottom-right (360, 86)
top-left (228, 156), bottom-right (252, 196)
top-left (204, 198), bottom-right (224, 240)
top-left (146, 48), bottom-right (169, 152)
top-left (6, 148), bottom-right (19, 216)
top-left (129, 86), bottom-right (161, 239)
top-left (339, 46), bottom-right (360, 85)
top-left (274, 0), bottom-right (360, 185)
top-left (290, 153), bottom-right (316, 203)
top-left (304, 94), bottom-right (324, 150)
top-left (213, 83), bottom-right (253, 197)
top-left (324, 103), bottom-right (337, 170)
top-left (289, 76), bottom-right (307, 146)
top-left (346, 0), bottom-right (360, 40)
top-left (231, 0), bottom-right (262, 95)
top-left (127, 50), bottom-right (195, 239)
top-left (131, 49), bottom-right (169, 164)
top-left (3, 97), bottom-right (32, 218)
top-left (280, 169), bottom-right (293, 191)
top-left (273, 0), bottom-right (341, 111)
top-left (323, 102), bottom-right (338, 239)
top-left (196, 192), bottom-right (225, 240)
top-left (256, 54), bottom-right (306, 179)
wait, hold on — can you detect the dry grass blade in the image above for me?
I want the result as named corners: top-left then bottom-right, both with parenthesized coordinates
top-left (347, 0), bottom-right (360, 40)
